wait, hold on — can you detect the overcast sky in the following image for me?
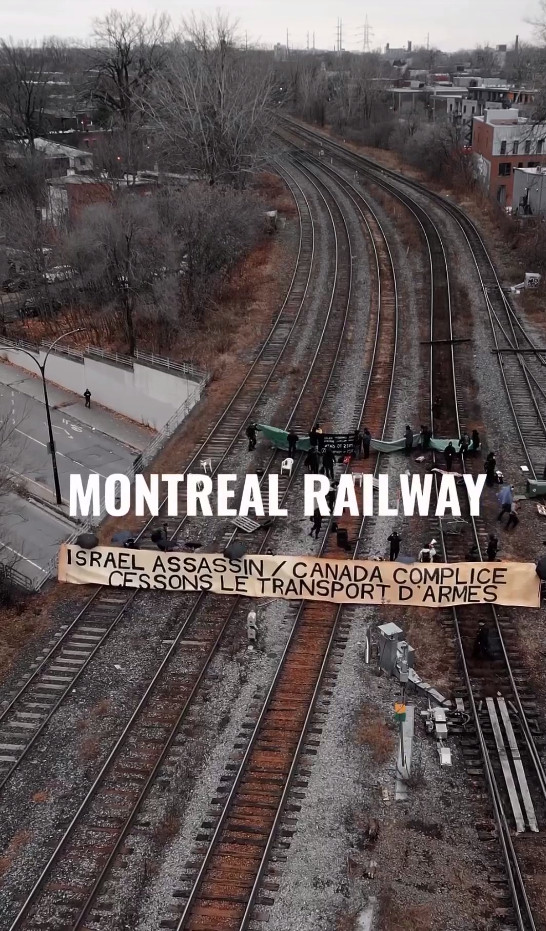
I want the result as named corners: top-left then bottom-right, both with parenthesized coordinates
top-left (0, 0), bottom-right (541, 53)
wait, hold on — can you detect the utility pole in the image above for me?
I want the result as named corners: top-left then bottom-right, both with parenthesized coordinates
top-left (426, 32), bottom-right (430, 50)
top-left (362, 15), bottom-right (372, 53)
top-left (286, 28), bottom-right (289, 56)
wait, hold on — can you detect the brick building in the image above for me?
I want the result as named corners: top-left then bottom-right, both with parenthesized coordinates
top-left (472, 108), bottom-right (546, 207)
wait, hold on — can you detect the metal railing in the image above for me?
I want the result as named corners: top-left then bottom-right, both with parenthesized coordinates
top-left (0, 338), bottom-right (209, 385)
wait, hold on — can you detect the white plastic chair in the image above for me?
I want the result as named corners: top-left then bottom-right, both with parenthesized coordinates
top-left (200, 458), bottom-right (212, 474)
top-left (281, 457), bottom-right (294, 476)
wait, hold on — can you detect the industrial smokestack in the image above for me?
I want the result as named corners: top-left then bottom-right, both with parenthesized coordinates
top-left (515, 34), bottom-right (519, 53)
top-left (407, 40), bottom-right (412, 52)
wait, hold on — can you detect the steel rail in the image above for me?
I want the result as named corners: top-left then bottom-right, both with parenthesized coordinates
top-left (7, 158), bottom-right (355, 931)
top-left (0, 165), bottom-right (317, 797)
top-left (281, 121), bottom-right (540, 930)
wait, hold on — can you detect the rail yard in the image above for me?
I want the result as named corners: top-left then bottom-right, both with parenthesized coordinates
top-left (0, 117), bottom-right (545, 931)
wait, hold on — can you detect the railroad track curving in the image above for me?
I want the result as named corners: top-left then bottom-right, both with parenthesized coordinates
top-left (3, 157), bottom-right (365, 931)
top-left (278, 124), bottom-right (546, 931)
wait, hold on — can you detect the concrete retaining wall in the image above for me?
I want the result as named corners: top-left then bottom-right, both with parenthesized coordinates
top-left (0, 347), bottom-right (203, 430)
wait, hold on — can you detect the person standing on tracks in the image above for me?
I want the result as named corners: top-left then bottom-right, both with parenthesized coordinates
top-left (322, 446), bottom-right (335, 481)
top-left (287, 429), bottom-right (299, 457)
top-left (484, 451), bottom-right (496, 487)
top-left (362, 428), bottom-right (371, 458)
top-left (305, 447), bottom-right (320, 473)
top-left (387, 530), bottom-right (401, 561)
top-left (315, 423), bottom-right (325, 452)
top-left (487, 534), bottom-right (499, 560)
top-left (458, 432), bottom-right (470, 457)
top-left (309, 507), bottom-right (323, 539)
top-left (420, 425), bottom-right (432, 450)
top-left (506, 501), bottom-right (520, 530)
top-left (404, 425), bottom-right (413, 455)
top-left (473, 622), bottom-right (491, 660)
top-left (309, 425), bottom-right (318, 448)
top-left (444, 442), bottom-right (455, 471)
top-left (246, 422), bottom-right (258, 451)
top-left (497, 484), bottom-right (513, 522)
top-left (326, 483), bottom-right (337, 513)
top-left (352, 429), bottom-right (363, 457)
top-left (470, 429), bottom-right (480, 454)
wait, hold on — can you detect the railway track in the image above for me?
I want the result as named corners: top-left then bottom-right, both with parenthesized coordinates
top-left (0, 164), bottom-right (319, 797)
top-left (278, 124), bottom-right (546, 929)
top-left (155, 156), bottom-right (400, 931)
top-left (3, 157), bottom-right (367, 931)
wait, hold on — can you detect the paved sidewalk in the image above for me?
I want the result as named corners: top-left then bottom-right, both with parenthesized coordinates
top-left (0, 360), bottom-right (154, 451)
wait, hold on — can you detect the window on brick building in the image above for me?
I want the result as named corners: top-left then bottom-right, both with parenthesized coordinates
top-left (498, 163), bottom-right (511, 176)
top-left (538, 139), bottom-right (544, 154)
top-left (525, 140), bottom-right (531, 154)
top-left (513, 141), bottom-right (519, 154)
top-left (497, 185), bottom-right (506, 206)
top-left (500, 140), bottom-right (507, 154)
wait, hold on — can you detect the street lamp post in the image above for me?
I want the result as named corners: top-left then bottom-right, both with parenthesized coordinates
top-left (0, 328), bottom-right (85, 505)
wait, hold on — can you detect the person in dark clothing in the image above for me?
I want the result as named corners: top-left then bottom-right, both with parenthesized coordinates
top-left (287, 430), bottom-right (299, 457)
top-left (362, 428), bottom-right (371, 458)
top-left (506, 502), bottom-right (519, 530)
top-left (84, 388), bottom-right (91, 409)
top-left (420, 425), bottom-right (432, 450)
top-left (309, 507), bottom-right (322, 539)
top-left (352, 430), bottom-right (363, 457)
top-left (473, 623), bottom-right (491, 660)
top-left (316, 425), bottom-right (325, 452)
top-left (471, 429), bottom-right (480, 453)
top-left (326, 485), bottom-right (337, 513)
top-left (151, 523), bottom-right (170, 552)
top-left (305, 448), bottom-right (320, 472)
top-left (246, 422), bottom-right (257, 451)
top-left (486, 534), bottom-right (499, 560)
top-left (458, 433), bottom-right (470, 457)
top-left (485, 452), bottom-right (496, 487)
top-left (404, 425), bottom-right (413, 455)
top-left (309, 426), bottom-right (318, 448)
top-left (444, 442), bottom-right (455, 471)
top-left (387, 531), bottom-right (401, 561)
top-left (322, 446), bottom-right (335, 481)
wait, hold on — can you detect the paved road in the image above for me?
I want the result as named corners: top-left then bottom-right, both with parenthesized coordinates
top-left (0, 382), bottom-right (139, 505)
top-left (0, 380), bottom-right (144, 583)
top-left (0, 494), bottom-right (73, 587)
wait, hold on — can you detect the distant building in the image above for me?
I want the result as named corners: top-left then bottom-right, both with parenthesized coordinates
top-left (512, 166), bottom-right (546, 216)
top-left (472, 109), bottom-right (546, 208)
top-left (6, 137), bottom-right (93, 178)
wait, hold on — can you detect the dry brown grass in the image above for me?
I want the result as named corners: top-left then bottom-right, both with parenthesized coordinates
top-left (79, 736), bottom-right (100, 762)
top-left (31, 789), bottom-right (50, 803)
top-left (379, 887), bottom-right (434, 931)
top-left (354, 704), bottom-right (396, 763)
top-left (0, 830), bottom-right (31, 878)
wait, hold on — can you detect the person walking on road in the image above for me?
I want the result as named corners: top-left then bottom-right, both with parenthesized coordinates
top-left (287, 429), bottom-right (299, 457)
top-left (420, 425), bottom-right (432, 450)
top-left (404, 425), bottom-right (413, 455)
top-left (362, 428), bottom-right (371, 458)
top-left (387, 530), bottom-right (401, 561)
top-left (471, 429), bottom-right (480, 454)
top-left (352, 430), bottom-right (363, 457)
top-left (84, 388), bottom-right (91, 409)
top-left (459, 433), bottom-right (470, 457)
top-left (309, 507), bottom-right (323, 539)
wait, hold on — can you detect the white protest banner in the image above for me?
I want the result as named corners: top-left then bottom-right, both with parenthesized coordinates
top-left (57, 545), bottom-right (540, 609)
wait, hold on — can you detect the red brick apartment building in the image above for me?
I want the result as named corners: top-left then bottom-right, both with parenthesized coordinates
top-left (472, 108), bottom-right (546, 208)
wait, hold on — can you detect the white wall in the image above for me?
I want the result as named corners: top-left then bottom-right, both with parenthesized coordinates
top-left (0, 348), bottom-right (202, 430)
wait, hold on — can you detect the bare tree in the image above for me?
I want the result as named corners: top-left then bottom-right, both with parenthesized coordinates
top-left (0, 41), bottom-right (54, 148)
top-left (89, 11), bottom-right (170, 175)
top-left (151, 14), bottom-right (276, 185)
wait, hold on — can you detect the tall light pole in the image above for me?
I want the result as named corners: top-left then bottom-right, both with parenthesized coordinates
top-left (0, 328), bottom-right (85, 505)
